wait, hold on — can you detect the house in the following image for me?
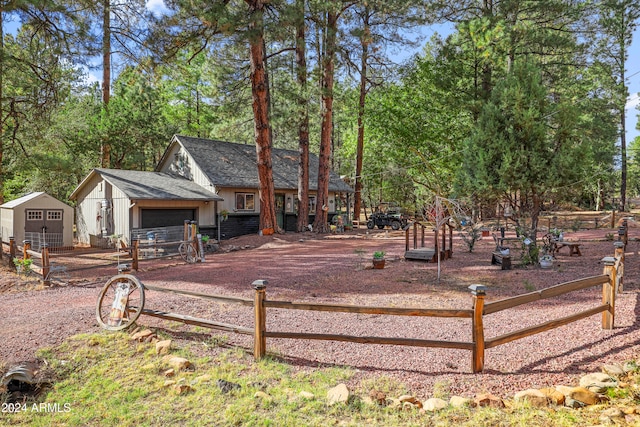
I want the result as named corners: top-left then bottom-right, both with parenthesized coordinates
top-left (0, 192), bottom-right (74, 249)
top-left (70, 169), bottom-right (223, 246)
top-left (71, 135), bottom-right (353, 244)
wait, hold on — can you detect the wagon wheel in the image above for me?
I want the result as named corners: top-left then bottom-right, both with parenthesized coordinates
top-left (179, 242), bottom-right (198, 264)
top-left (96, 274), bottom-right (145, 331)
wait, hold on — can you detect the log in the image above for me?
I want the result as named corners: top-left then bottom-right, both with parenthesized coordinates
top-left (143, 284), bottom-right (253, 306)
top-left (141, 309), bottom-right (252, 335)
top-left (263, 331), bottom-right (474, 350)
top-left (263, 300), bottom-right (473, 318)
top-left (484, 275), bottom-right (609, 314)
top-left (485, 304), bottom-right (608, 349)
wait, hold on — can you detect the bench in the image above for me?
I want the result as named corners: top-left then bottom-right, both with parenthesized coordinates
top-left (554, 242), bottom-right (582, 256)
top-left (491, 251), bottom-right (512, 270)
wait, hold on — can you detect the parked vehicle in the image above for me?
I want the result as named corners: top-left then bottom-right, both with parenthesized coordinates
top-left (366, 205), bottom-right (408, 230)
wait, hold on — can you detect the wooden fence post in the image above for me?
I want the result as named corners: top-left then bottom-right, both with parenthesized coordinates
top-left (9, 237), bottom-right (15, 269)
top-left (601, 256), bottom-right (616, 330)
top-left (469, 284), bottom-right (486, 373)
top-left (405, 227), bottom-right (409, 252)
top-left (132, 238), bottom-right (139, 271)
top-left (610, 210), bottom-right (616, 228)
top-left (23, 240), bottom-right (31, 260)
top-left (42, 244), bottom-right (50, 286)
top-left (184, 220), bottom-right (190, 242)
top-left (614, 241), bottom-right (625, 293)
top-left (253, 279), bottom-right (268, 360)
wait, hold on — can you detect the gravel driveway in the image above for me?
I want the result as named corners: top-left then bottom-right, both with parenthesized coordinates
top-left (1, 229), bottom-right (638, 398)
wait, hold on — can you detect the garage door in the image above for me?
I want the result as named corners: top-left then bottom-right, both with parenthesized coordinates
top-left (141, 209), bottom-right (196, 228)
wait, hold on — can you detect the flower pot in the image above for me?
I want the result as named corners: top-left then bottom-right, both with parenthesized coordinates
top-left (372, 259), bottom-right (385, 269)
top-left (481, 229), bottom-right (490, 237)
top-left (539, 258), bottom-right (553, 269)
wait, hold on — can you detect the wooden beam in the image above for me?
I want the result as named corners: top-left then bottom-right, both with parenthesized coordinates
top-left (263, 300), bottom-right (473, 318)
top-left (484, 275), bottom-right (609, 315)
top-left (485, 304), bottom-right (608, 349)
top-left (263, 331), bottom-right (474, 350)
top-left (143, 284), bottom-right (253, 306)
top-left (140, 309), bottom-right (252, 335)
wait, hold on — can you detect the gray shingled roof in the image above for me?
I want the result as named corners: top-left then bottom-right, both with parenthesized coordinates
top-left (171, 135), bottom-right (353, 193)
top-left (90, 168), bottom-right (223, 201)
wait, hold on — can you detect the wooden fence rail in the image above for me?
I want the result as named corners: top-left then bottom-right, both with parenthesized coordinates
top-left (135, 243), bottom-right (623, 373)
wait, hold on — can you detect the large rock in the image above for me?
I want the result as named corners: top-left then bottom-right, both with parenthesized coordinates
top-left (399, 395), bottom-right (422, 409)
top-left (474, 393), bottom-right (505, 408)
top-left (155, 339), bottom-right (172, 355)
top-left (423, 398), bottom-right (448, 412)
top-left (513, 389), bottom-right (549, 408)
top-left (540, 387), bottom-right (565, 406)
top-left (449, 396), bottom-right (474, 408)
top-left (327, 383), bottom-right (349, 405)
top-left (556, 386), bottom-right (599, 407)
top-left (163, 356), bottom-right (192, 371)
top-left (602, 364), bottom-right (625, 377)
top-left (579, 372), bottom-right (617, 393)
top-left (131, 329), bottom-right (154, 342)
top-left (599, 407), bottom-right (626, 425)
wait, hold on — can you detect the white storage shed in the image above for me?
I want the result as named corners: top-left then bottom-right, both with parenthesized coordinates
top-left (0, 192), bottom-right (74, 249)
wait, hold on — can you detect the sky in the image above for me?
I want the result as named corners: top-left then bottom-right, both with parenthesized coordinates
top-left (4, 4), bottom-right (640, 146)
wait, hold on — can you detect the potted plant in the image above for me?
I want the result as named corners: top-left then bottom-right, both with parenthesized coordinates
top-left (372, 251), bottom-right (386, 269)
top-left (13, 257), bottom-right (33, 276)
top-left (539, 253), bottom-right (554, 269)
top-left (539, 233), bottom-right (556, 268)
top-left (219, 210), bottom-right (229, 221)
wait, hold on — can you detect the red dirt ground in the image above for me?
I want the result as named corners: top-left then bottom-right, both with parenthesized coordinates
top-left (1, 226), bottom-right (639, 398)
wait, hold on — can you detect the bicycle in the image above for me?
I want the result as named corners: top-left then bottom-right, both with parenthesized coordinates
top-left (95, 265), bottom-right (145, 331)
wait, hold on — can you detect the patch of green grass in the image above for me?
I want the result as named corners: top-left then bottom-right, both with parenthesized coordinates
top-left (523, 280), bottom-right (536, 292)
top-left (1, 332), bottom-right (610, 426)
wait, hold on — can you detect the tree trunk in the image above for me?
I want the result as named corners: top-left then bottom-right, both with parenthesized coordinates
top-left (354, 11), bottom-right (370, 229)
top-left (101, 0), bottom-right (111, 168)
top-left (620, 110), bottom-right (627, 212)
top-left (313, 10), bottom-right (338, 233)
top-left (296, 0), bottom-right (310, 232)
top-left (247, 0), bottom-right (278, 233)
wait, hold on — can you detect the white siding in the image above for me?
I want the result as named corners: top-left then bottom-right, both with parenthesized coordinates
top-left (74, 175), bottom-right (109, 245)
top-left (1, 208), bottom-right (14, 243)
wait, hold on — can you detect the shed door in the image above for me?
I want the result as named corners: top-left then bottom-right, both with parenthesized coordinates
top-left (25, 209), bottom-right (64, 234)
top-left (141, 209), bottom-right (196, 228)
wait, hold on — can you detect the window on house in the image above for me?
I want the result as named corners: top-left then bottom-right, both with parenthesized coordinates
top-left (236, 193), bottom-right (255, 211)
top-left (47, 211), bottom-right (62, 220)
top-left (26, 210), bottom-right (43, 221)
top-left (308, 196), bottom-right (317, 213)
